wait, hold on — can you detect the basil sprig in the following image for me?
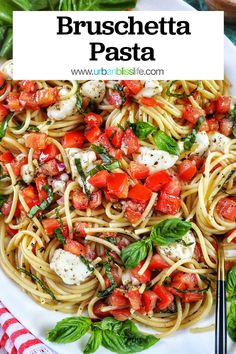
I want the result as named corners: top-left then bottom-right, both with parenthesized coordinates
top-left (166, 80), bottom-right (200, 98)
top-left (27, 185), bottom-right (54, 218)
top-left (229, 102), bottom-right (236, 138)
top-left (227, 264), bottom-right (236, 301)
top-left (47, 316), bottom-right (158, 353)
top-left (183, 116), bottom-right (204, 150)
top-left (228, 303), bottom-right (236, 342)
top-left (225, 263), bottom-right (236, 342)
top-left (90, 144), bottom-right (120, 175)
top-left (53, 228), bottom-right (66, 244)
top-left (129, 122), bottom-right (156, 140)
top-left (0, 112), bottom-right (13, 141)
top-left (153, 130), bottom-right (179, 156)
top-left (75, 157), bottom-right (91, 197)
top-left (98, 261), bottom-right (117, 297)
top-left (121, 218), bottom-right (192, 269)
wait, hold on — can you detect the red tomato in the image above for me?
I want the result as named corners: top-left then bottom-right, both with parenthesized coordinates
top-left (198, 120), bottom-right (209, 132)
top-left (128, 183), bottom-right (152, 202)
top-left (131, 261), bottom-right (151, 283)
top-left (139, 97), bottom-right (164, 107)
top-left (194, 243), bottom-right (205, 263)
top-left (10, 156), bottom-right (28, 177)
top-left (204, 101), bottom-right (216, 115)
top-left (108, 289), bottom-right (129, 307)
top-left (182, 105), bottom-right (205, 124)
top-left (96, 134), bottom-right (123, 160)
top-left (84, 112), bottom-right (103, 127)
top-left (93, 301), bottom-right (110, 318)
top-left (155, 192), bottom-right (180, 215)
top-left (107, 173), bottom-right (129, 199)
top-left (39, 159), bottom-right (59, 177)
top-left (0, 104), bottom-right (9, 121)
top-left (0, 151), bottom-right (14, 163)
top-left (35, 175), bottom-right (48, 201)
top-left (74, 222), bottom-right (89, 239)
top-left (215, 96), bottom-right (231, 114)
top-left (39, 144), bottom-right (59, 163)
top-left (125, 289), bottom-right (142, 310)
top-left (64, 239), bottom-right (85, 256)
top-left (182, 293), bottom-right (204, 303)
top-left (172, 272), bottom-right (198, 290)
top-left (25, 133), bottom-right (47, 150)
top-left (224, 229), bottom-right (236, 244)
top-left (123, 80), bottom-right (143, 95)
top-left (162, 178), bottom-right (181, 196)
top-left (19, 80), bottom-right (37, 93)
top-left (177, 159), bottom-right (197, 182)
top-left (88, 191), bottom-right (102, 209)
top-left (121, 128), bottom-right (139, 155)
top-left (145, 171), bottom-right (171, 192)
top-left (19, 92), bottom-right (39, 110)
top-left (105, 127), bottom-right (124, 148)
top-left (35, 88), bottom-right (58, 107)
top-left (148, 254), bottom-right (169, 271)
top-left (206, 118), bottom-right (219, 132)
top-left (142, 290), bottom-right (158, 313)
top-left (71, 190), bottom-right (88, 210)
top-left (1, 201), bottom-right (20, 217)
top-left (21, 185), bottom-right (39, 209)
top-left (84, 126), bottom-right (101, 143)
top-left (62, 131), bottom-right (84, 148)
top-left (189, 155), bottom-right (205, 170)
top-left (110, 309), bottom-right (131, 321)
top-left (128, 161), bottom-right (149, 180)
top-left (216, 198), bottom-right (236, 221)
top-left (219, 118), bottom-right (233, 137)
top-left (88, 170), bottom-right (109, 188)
top-left (107, 91), bottom-right (123, 108)
top-left (7, 92), bottom-right (22, 111)
top-left (42, 218), bottom-right (60, 236)
top-left (0, 72), bottom-right (7, 95)
top-left (153, 284), bottom-right (174, 310)
top-left (6, 225), bottom-right (18, 237)
top-left (104, 266), bottom-right (122, 288)
top-left (124, 200), bottom-right (146, 224)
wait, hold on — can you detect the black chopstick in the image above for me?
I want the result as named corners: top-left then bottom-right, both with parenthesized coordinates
top-left (215, 245), bottom-right (227, 354)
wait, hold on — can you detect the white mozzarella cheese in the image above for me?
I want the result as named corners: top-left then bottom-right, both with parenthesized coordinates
top-left (80, 81), bottom-right (105, 103)
top-left (47, 88), bottom-right (77, 120)
top-left (209, 132), bottom-right (231, 153)
top-left (20, 164), bottom-right (34, 184)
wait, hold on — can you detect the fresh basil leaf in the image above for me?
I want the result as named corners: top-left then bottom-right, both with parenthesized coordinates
top-left (120, 239), bottom-right (150, 269)
top-left (129, 122), bottom-right (156, 140)
top-left (150, 218), bottom-right (192, 246)
top-left (0, 113), bottom-right (13, 141)
top-left (98, 284), bottom-right (116, 298)
top-left (93, 317), bottom-right (123, 332)
top-left (75, 0), bottom-right (137, 11)
top-left (53, 228), bottom-right (65, 244)
top-left (0, 194), bottom-right (6, 209)
top-left (230, 103), bottom-right (236, 138)
top-left (75, 158), bottom-right (90, 197)
top-left (91, 144), bottom-right (116, 165)
top-left (27, 125), bottom-right (40, 132)
top-left (153, 130), bottom-right (179, 156)
top-left (84, 330), bottom-right (102, 354)
top-left (227, 264), bottom-right (236, 301)
top-left (183, 116), bottom-right (204, 150)
top-left (47, 316), bottom-right (91, 344)
top-left (89, 160), bottom-right (119, 176)
top-left (167, 80), bottom-right (200, 98)
top-left (228, 302), bottom-right (236, 342)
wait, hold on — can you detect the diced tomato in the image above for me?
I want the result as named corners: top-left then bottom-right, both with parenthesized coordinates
top-left (215, 96), bottom-right (231, 114)
top-left (121, 128), bottom-right (139, 155)
top-left (206, 118), bottom-right (219, 132)
top-left (128, 183), bottom-right (152, 202)
top-left (1, 201), bottom-right (20, 217)
top-left (182, 105), bottom-right (205, 124)
top-left (125, 289), bottom-right (142, 310)
top-left (148, 254), bottom-right (169, 270)
top-left (74, 222), bottom-right (89, 239)
top-left (88, 170), bottom-right (109, 188)
top-left (71, 190), bottom-right (88, 210)
top-left (182, 293), bottom-right (204, 303)
top-left (155, 192), bottom-right (180, 215)
top-left (19, 80), bottom-right (37, 93)
top-left (216, 198), bottom-right (236, 221)
top-left (10, 156), bottom-right (28, 177)
top-left (189, 155), bottom-right (205, 170)
top-left (124, 200), bottom-right (146, 224)
top-left (107, 173), bottom-right (129, 199)
top-left (62, 131), bottom-right (84, 148)
top-left (6, 225), bottom-right (17, 237)
top-left (64, 239), bottom-right (85, 256)
top-left (177, 159), bottom-right (197, 182)
top-left (88, 191), bottom-right (102, 209)
top-left (104, 190), bottom-right (119, 203)
top-left (172, 272), bottom-right (198, 290)
top-left (0, 104), bottom-right (9, 121)
top-left (108, 289), bottom-right (129, 307)
top-left (85, 244), bottom-right (97, 261)
top-left (219, 118), bottom-right (233, 137)
top-left (39, 144), bottom-right (59, 163)
top-left (145, 171), bottom-right (171, 192)
top-left (84, 126), bottom-right (101, 143)
top-left (96, 134), bottom-right (123, 160)
top-left (19, 92), bottom-right (39, 110)
top-left (0, 151), bottom-right (14, 163)
top-left (35, 87), bottom-right (58, 107)
top-left (224, 229), bottom-right (236, 244)
top-left (0, 72), bottom-right (7, 96)
top-left (153, 284), bottom-right (174, 310)
top-left (110, 308), bottom-right (131, 321)
top-left (25, 133), bottom-right (47, 150)
top-left (131, 261), bottom-right (151, 283)
top-left (204, 101), bottom-right (216, 115)
top-left (198, 120), bottom-right (209, 132)
top-left (123, 80), bottom-right (143, 95)
top-left (105, 127), bottom-right (124, 148)
top-left (7, 92), bottom-right (22, 111)
top-left (140, 97), bottom-right (164, 107)
top-left (21, 185), bottom-right (39, 209)
top-left (84, 112), bottom-right (103, 127)
top-left (35, 175), bottom-right (48, 201)
top-left (39, 159), bottom-right (59, 177)
top-left (42, 218), bottom-right (60, 236)
top-left (162, 177), bottom-right (181, 196)
top-left (194, 243), bottom-right (205, 263)
top-left (142, 290), bottom-right (158, 313)
top-left (93, 301), bottom-right (110, 318)
top-left (107, 91), bottom-right (123, 108)
top-left (128, 161), bottom-right (149, 180)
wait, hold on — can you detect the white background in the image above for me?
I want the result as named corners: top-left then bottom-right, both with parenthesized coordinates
top-left (13, 11), bottom-right (224, 80)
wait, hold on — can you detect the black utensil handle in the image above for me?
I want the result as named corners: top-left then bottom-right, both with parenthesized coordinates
top-left (215, 280), bottom-right (227, 354)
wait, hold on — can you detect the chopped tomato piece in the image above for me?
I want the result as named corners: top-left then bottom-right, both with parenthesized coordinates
top-left (124, 200), bottom-right (146, 224)
top-left (0, 104), bottom-right (9, 121)
top-left (39, 144), bottom-right (59, 163)
top-left (153, 284), bottom-right (174, 310)
top-left (182, 105), bottom-right (205, 124)
top-left (7, 92), bottom-right (22, 111)
top-left (177, 159), bottom-right (197, 182)
top-left (126, 289), bottom-right (142, 310)
top-left (93, 301), bottom-right (110, 318)
top-left (39, 159), bottom-right (59, 176)
top-left (107, 173), bottom-right (129, 199)
top-left (155, 192), bottom-right (180, 215)
top-left (121, 128), bottom-right (139, 155)
top-left (10, 156), bottom-right (28, 177)
top-left (62, 131), bottom-right (84, 148)
top-left (108, 289), bottom-right (129, 307)
top-left (128, 161), bottom-right (149, 180)
top-left (42, 218), bottom-right (60, 236)
top-left (21, 185), bottom-right (39, 209)
top-left (74, 222), bottom-right (89, 239)
top-left (110, 308), bottom-right (131, 321)
top-left (145, 171), bottom-right (171, 192)
top-left (194, 243), bottom-right (205, 263)
top-left (128, 183), bottom-right (152, 202)
top-left (1, 201), bottom-right (20, 217)
top-left (206, 118), bottom-right (219, 132)
top-left (19, 92), bottom-right (39, 110)
top-left (172, 272), bottom-right (198, 289)
top-left (84, 112), bottom-right (103, 127)
top-left (19, 80), bottom-right (37, 93)
top-left (204, 101), bottom-right (216, 115)
top-left (142, 290), bottom-right (158, 313)
top-left (162, 177), bottom-right (181, 196)
top-left (84, 126), bottom-right (101, 143)
top-left (215, 96), bottom-right (231, 114)
top-left (216, 198), bottom-right (236, 221)
top-left (131, 261), bottom-right (151, 283)
top-left (88, 170), bottom-right (109, 188)
top-left (35, 175), bottom-right (48, 201)
top-left (219, 118), bottom-right (233, 137)
top-left (123, 80), bottom-right (143, 95)
top-left (96, 134), bottom-right (123, 160)
top-left (189, 155), bottom-right (205, 170)
top-left (107, 91), bottom-right (123, 108)
top-left (224, 229), bottom-right (236, 244)
top-left (25, 133), bottom-right (47, 150)
top-left (182, 293), bottom-right (204, 303)
top-left (88, 191), bottom-right (102, 209)
top-left (71, 190), bottom-right (88, 210)
top-left (148, 254), bottom-right (169, 271)
top-left (64, 239), bottom-right (85, 256)
top-left (6, 225), bottom-right (18, 237)
top-left (105, 127), bottom-right (124, 148)
top-left (0, 151), bottom-right (14, 163)
top-left (140, 97), bottom-right (163, 107)
top-left (35, 87), bottom-right (58, 107)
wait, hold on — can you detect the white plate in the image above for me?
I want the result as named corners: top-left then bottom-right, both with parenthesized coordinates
top-left (1, 1), bottom-right (236, 354)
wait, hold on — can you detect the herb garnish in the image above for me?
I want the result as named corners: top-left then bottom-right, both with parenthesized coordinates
top-left (183, 116), bottom-right (204, 150)
top-left (75, 158), bottom-right (91, 197)
top-left (27, 185), bottom-right (54, 218)
top-left (0, 112), bottom-right (13, 140)
top-left (166, 80), bottom-right (200, 98)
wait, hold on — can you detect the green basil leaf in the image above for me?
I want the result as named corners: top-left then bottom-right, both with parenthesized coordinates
top-left (84, 330), bottom-right (102, 354)
top-left (227, 264), bottom-right (236, 301)
top-left (120, 239), bottom-right (150, 269)
top-left (0, 113), bottom-right (13, 141)
top-left (53, 228), bottom-right (66, 244)
top-left (0, 194), bottom-right (6, 209)
top-left (47, 316), bottom-right (91, 344)
top-left (229, 103), bottom-right (236, 138)
top-left (27, 125), bottom-right (40, 132)
top-left (129, 122), bottom-right (156, 140)
top-left (75, 158), bottom-right (90, 197)
top-left (228, 302), bottom-right (236, 342)
top-left (28, 185), bottom-right (54, 218)
top-left (89, 160), bottom-right (119, 176)
top-left (153, 130), bottom-right (179, 156)
top-left (183, 116), bottom-right (204, 150)
top-left (93, 317), bottom-right (122, 332)
top-left (166, 80), bottom-right (200, 98)
top-left (150, 218), bottom-right (192, 246)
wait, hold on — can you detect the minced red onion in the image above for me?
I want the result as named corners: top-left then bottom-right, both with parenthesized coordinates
top-left (57, 163), bottom-right (65, 172)
top-left (57, 196), bottom-right (64, 205)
